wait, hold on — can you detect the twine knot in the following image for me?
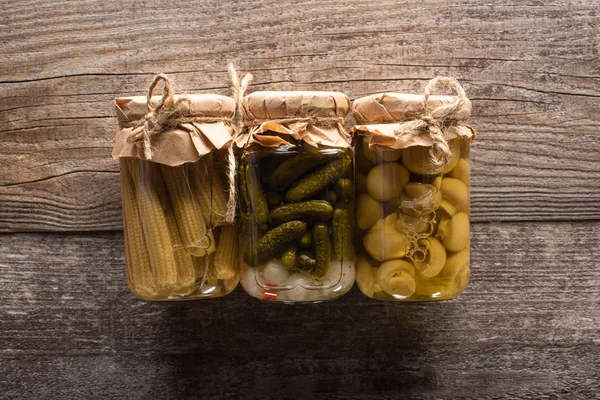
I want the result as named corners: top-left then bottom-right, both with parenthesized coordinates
top-left (128, 74), bottom-right (177, 160)
top-left (393, 76), bottom-right (468, 168)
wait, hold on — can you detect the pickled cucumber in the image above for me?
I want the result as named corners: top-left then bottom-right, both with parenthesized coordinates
top-left (238, 162), bottom-right (250, 207)
top-left (298, 232), bottom-right (312, 248)
top-left (335, 178), bottom-right (354, 201)
top-left (285, 155), bottom-right (352, 203)
top-left (245, 220), bottom-right (307, 267)
top-left (269, 153), bottom-right (333, 190)
top-left (333, 205), bottom-right (355, 261)
top-left (281, 246), bottom-right (297, 269)
top-left (269, 200), bottom-right (333, 226)
top-left (295, 251), bottom-right (317, 271)
top-left (245, 164), bottom-right (269, 225)
top-left (266, 191), bottom-right (282, 207)
top-left (326, 191), bottom-right (338, 206)
top-left (311, 223), bottom-right (331, 280)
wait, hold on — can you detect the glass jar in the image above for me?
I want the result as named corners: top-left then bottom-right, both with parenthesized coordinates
top-left (352, 88), bottom-right (475, 301)
top-left (114, 92), bottom-right (240, 300)
top-left (238, 91), bottom-right (355, 303)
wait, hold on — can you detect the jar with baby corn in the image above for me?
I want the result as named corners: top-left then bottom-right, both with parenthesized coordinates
top-left (112, 75), bottom-right (240, 300)
top-left (238, 91), bottom-right (355, 303)
top-left (352, 77), bottom-right (476, 301)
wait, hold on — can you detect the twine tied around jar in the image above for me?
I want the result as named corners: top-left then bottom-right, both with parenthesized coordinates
top-left (393, 76), bottom-right (473, 168)
top-left (246, 115), bottom-right (347, 130)
top-left (226, 63), bottom-right (253, 223)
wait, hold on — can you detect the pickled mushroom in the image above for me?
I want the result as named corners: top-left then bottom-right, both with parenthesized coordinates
top-left (377, 259), bottom-right (416, 297)
top-left (356, 193), bottom-right (384, 230)
top-left (363, 213), bottom-right (409, 261)
top-left (439, 248), bottom-right (470, 278)
top-left (449, 157), bottom-right (470, 186)
top-left (396, 213), bottom-right (432, 235)
top-left (366, 163), bottom-right (409, 201)
top-left (413, 237), bottom-right (446, 279)
top-left (440, 178), bottom-right (469, 212)
top-left (437, 212), bottom-right (469, 252)
top-left (356, 257), bottom-right (377, 297)
top-left (401, 183), bottom-right (442, 216)
top-left (402, 140), bottom-right (460, 175)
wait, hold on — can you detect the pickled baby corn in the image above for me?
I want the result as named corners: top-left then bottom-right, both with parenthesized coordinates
top-left (160, 190), bottom-right (197, 291)
top-left (128, 159), bottom-right (178, 288)
top-left (212, 224), bottom-right (239, 280)
top-left (188, 157), bottom-right (229, 227)
top-left (160, 164), bottom-right (212, 257)
top-left (119, 158), bottom-right (157, 299)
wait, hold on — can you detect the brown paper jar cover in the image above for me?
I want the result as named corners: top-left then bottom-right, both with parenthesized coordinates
top-left (113, 94), bottom-right (236, 166)
top-left (237, 91), bottom-right (352, 148)
top-left (352, 93), bottom-right (475, 149)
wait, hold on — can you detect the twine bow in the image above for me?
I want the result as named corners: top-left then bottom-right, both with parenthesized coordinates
top-left (393, 76), bottom-right (470, 168)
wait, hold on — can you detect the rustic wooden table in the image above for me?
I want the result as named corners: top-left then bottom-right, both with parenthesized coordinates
top-left (1, 1), bottom-right (599, 398)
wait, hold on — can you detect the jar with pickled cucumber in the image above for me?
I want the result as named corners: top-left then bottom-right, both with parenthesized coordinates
top-left (113, 86), bottom-right (241, 300)
top-left (352, 80), bottom-right (476, 301)
top-left (238, 91), bottom-right (355, 303)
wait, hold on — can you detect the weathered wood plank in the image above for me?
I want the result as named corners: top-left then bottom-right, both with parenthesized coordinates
top-left (1, 1), bottom-right (600, 231)
top-left (0, 222), bottom-right (598, 398)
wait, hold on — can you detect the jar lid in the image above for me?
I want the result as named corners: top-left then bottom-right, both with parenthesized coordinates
top-left (353, 93), bottom-right (472, 124)
top-left (115, 94), bottom-right (236, 128)
top-left (243, 91), bottom-right (350, 120)
top-left (238, 91), bottom-right (352, 149)
top-left (113, 94), bottom-right (236, 166)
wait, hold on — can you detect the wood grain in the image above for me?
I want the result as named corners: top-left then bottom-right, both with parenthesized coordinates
top-left (1, 221), bottom-right (598, 399)
top-left (1, 0), bottom-right (600, 232)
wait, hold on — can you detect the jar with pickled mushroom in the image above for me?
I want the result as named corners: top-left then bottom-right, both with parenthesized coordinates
top-left (113, 75), bottom-right (241, 300)
top-left (351, 77), bottom-right (476, 301)
top-left (238, 91), bottom-right (355, 303)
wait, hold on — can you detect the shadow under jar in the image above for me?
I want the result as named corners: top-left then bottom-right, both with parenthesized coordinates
top-left (352, 91), bottom-right (475, 301)
top-left (238, 91), bottom-right (355, 303)
top-left (113, 93), bottom-right (240, 300)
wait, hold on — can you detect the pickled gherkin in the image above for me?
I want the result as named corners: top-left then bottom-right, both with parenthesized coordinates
top-left (311, 223), bottom-right (331, 280)
top-left (281, 246), bottom-right (298, 269)
top-left (285, 154), bottom-right (352, 203)
top-left (335, 178), bottom-right (354, 201)
top-left (332, 204), bottom-right (355, 261)
top-left (295, 251), bottom-right (317, 271)
top-left (269, 200), bottom-right (333, 226)
top-left (298, 232), bottom-right (313, 248)
top-left (245, 220), bottom-right (307, 267)
top-left (245, 164), bottom-right (270, 225)
top-left (269, 153), bottom-right (333, 190)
